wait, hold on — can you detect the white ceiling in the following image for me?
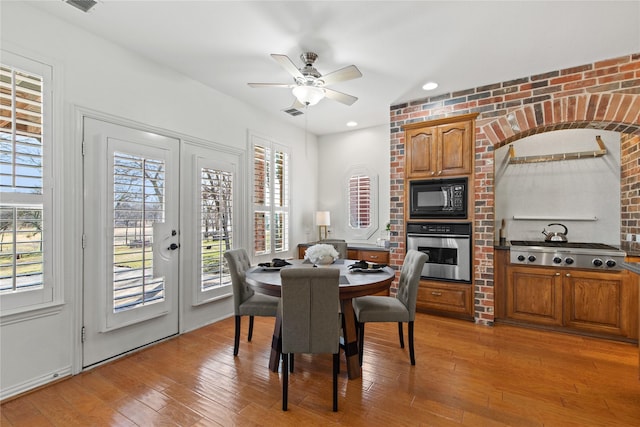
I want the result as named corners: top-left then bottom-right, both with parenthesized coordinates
top-left (25, 1), bottom-right (640, 136)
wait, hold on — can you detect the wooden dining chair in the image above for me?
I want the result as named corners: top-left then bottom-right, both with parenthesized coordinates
top-left (279, 268), bottom-right (341, 411)
top-left (318, 239), bottom-right (348, 259)
top-left (352, 249), bottom-right (428, 366)
top-left (224, 248), bottom-right (280, 356)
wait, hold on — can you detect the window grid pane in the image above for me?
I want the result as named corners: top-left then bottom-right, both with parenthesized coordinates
top-left (113, 152), bottom-right (166, 312)
top-left (201, 167), bottom-right (233, 291)
top-left (0, 66), bottom-right (44, 194)
top-left (0, 206), bottom-right (44, 293)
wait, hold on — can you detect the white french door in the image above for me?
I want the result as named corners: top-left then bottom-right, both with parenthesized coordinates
top-left (82, 117), bottom-right (180, 368)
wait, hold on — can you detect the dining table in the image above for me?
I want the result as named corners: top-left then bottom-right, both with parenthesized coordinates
top-left (245, 258), bottom-right (395, 380)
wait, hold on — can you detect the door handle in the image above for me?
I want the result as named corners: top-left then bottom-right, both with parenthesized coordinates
top-left (168, 243), bottom-right (180, 250)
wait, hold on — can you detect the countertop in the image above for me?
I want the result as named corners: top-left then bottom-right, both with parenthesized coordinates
top-left (298, 242), bottom-right (389, 252)
top-left (623, 262), bottom-right (640, 275)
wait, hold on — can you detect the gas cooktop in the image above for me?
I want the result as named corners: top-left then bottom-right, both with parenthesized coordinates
top-left (510, 240), bottom-right (620, 251)
top-left (509, 240), bottom-right (626, 271)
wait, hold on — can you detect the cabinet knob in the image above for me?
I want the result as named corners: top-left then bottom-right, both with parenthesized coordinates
top-left (431, 291), bottom-right (442, 296)
top-left (555, 272), bottom-right (561, 276)
top-left (431, 171), bottom-right (435, 176)
top-left (566, 273), bottom-right (571, 277)
top-left (369, 255), bottom-right (378, 259)
top-left (437, 170), bottom-right (442, 175)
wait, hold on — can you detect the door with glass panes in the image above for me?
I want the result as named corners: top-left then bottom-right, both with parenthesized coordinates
top-left (82, 117), bottom-right (180, 368)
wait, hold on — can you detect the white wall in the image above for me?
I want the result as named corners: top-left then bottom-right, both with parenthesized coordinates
top-left (0, 1), bottom-right (318, 398)
top-left (495, 129), bottom-right (621, 245)
top-left (316, 124), bottom-right (391, 245)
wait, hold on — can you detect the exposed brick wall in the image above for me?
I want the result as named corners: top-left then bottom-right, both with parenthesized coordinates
top-left (389, 53), bottom-right (640, 325)
top-left (622, 134), bottom-right (640, 254)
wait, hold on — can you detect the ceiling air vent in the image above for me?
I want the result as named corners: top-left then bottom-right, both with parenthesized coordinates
top-left (64, 0), bottom-right (99, 13)
top-left (283, 108), bottom-right (304, 117)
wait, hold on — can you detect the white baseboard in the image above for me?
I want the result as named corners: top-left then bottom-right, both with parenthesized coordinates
top-left (1, 366), bottom-right (71, 401)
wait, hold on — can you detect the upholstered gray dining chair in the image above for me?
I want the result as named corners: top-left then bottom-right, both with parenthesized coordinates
top-left (318, 239), bottom-right (348, 259)
top-left (224, 249), bottom-right (280, 357)
top-left (352, 249), bottom-right (428, 366)
top-left (279, 268), bottom-right (341, 412)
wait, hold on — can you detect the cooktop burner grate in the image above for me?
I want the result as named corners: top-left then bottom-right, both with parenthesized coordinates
top-left (510, 240), bottom-right (620, 250)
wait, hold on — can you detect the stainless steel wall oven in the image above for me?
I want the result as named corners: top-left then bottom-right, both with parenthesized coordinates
top-left (406, 222), bottom-right (472, 283)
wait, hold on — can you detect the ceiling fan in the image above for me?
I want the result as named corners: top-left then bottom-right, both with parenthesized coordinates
top-left (248, 52), bottom-right (362, 108)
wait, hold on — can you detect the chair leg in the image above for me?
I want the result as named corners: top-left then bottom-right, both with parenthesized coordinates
top-left (408, 321), bottom-right (415, 365)
top-left (358, 322), bottom-right (365, 366)
top-left (289, 353), bottom-right (294, 373)
top-left (332, 353), bottom-right (339, 412)
top-left (398, 322), bottom-right (405, 348)
top-left (248, 315), bottom-right (254, 342)
top-left (282, 353), bottom-right (288, 411)
top-left (233, 315), bottom-right (241, 356)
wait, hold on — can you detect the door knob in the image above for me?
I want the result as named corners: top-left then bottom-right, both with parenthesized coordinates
top-left (168, 243), bottom-right (180, 250)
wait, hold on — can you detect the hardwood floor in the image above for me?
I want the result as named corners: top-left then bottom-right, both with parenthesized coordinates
top-left (2, 313), bottom-right (639, 426)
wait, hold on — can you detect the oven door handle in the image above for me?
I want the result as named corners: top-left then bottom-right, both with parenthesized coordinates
top-left (407, 233), bottom-right (470, 239)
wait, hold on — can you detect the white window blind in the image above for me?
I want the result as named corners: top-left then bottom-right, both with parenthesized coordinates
top-left (349, 174), bottom-right (371, 228)
top-left (252, 135), bottom-right (289, 256)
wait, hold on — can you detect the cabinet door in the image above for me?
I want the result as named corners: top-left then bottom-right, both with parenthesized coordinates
top-left (506, 266), bottom-right (563, 326)
top-left (437, 120), bottom-right (473, 176)
top-left (563, 270), bottom-right (626, 336)
top-left (405, 127), bottom-right (437, 178)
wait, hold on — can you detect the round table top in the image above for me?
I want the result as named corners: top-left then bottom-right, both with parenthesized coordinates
top-left (245, 259), bottom-right (395, 299)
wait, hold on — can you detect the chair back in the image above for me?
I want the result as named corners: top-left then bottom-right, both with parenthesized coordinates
top-left (280, 268), bottom-right (340, 354)
top-left (224, 249), bottom-right (255, 314)
top-left (396, 249), bottom-right (428, 321)
top-left (318, 239), bottom-right (348, 259)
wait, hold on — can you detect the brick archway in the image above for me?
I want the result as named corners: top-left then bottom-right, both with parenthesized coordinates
top-left (472, 92), bottom-right (640, 324)
top-left (479, 93), bottom-right (640, 149)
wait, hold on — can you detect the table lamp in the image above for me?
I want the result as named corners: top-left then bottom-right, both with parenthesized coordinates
top-left (316, 211), bottom-right (330, 241)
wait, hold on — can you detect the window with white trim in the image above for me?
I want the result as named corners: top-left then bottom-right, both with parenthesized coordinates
top-left (200, 166), bottom-right (233, 291)
top-left (251, 134), bottom-right (289, 256)
top-left (0, 52), bottom-right (55, 312)
top-left (344, 165), bottom-right (378, 240)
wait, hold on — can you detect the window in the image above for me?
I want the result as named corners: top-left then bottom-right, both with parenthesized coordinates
top-left (252, 134), bottom-right (289, 256)
top-left (0, 52), bottom-right (56, 312)
top-left (200, 166), bottom-right (233, 292)
top-left (345, 166), bottom-right (378, 239)
top-left (349, 174), bottom-right (371, 229)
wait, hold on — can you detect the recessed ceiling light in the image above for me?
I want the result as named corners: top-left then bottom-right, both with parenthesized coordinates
top-left (346, 121), bottom-right (358, 127)
top-left (422, 81), bottom-right (438, 91)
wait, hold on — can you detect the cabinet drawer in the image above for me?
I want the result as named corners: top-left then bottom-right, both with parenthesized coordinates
top-left (357, 250), bottom-right (389, 263)
top-left (417, 282), bottom-right (473, 319)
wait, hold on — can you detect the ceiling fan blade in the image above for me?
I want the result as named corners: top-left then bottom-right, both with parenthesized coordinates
top-left (247, 82), bottom-right (294, 88)
top-left (324, 88), bottom-right (358, 106)
top-left (320, 65), bottom-right (362, 86)
top-left (271, 54), bottom-right (305, 79)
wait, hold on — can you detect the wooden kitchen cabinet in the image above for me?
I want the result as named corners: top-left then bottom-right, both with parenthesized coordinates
top-left (498, 259), bottom-right (638, 341)
top-left (404, 113), bottom-right (477, 179)
top-left (416, 280), bottom-right (474, 321)
top-left (297, 244), bottom-right (389, 264)
top-left (506, 265), bottom-right (563, 326)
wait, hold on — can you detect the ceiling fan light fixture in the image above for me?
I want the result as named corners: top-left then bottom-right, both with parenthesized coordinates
top-left (292, 85), bottom-right (325, 106)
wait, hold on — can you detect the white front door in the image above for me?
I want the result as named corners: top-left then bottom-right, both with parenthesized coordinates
top-left (82, 117), bottom-right (180, 368)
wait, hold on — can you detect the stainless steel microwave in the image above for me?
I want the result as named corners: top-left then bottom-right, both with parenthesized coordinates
top-left (408, 177), bottom-right (468, 219)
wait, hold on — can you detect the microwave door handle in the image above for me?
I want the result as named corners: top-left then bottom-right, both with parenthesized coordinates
top-left (441, 187), bottom-right (448, 207)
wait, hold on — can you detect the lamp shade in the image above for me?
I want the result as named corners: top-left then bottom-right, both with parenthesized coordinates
top-left (315, 211), bottom-right (331, 226)
top-left (292, 85), bottom-right (325, 106)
